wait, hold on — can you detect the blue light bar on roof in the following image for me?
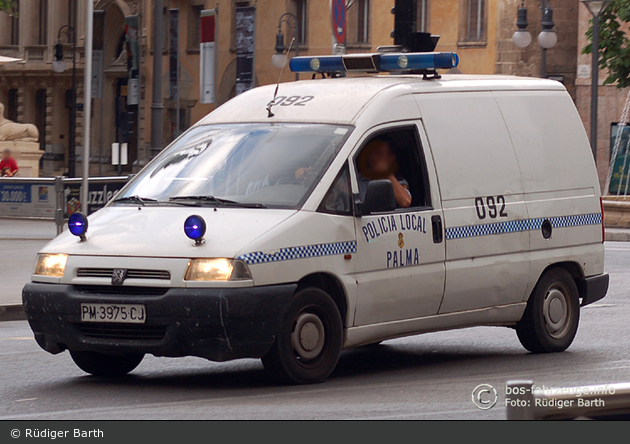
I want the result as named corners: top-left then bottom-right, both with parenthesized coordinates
top-left (379, 52), bottom-right (460, 72)
top-left (289, 52), bottom-right (459, 74)
top-left (289, 56), bottom-right (346, 73)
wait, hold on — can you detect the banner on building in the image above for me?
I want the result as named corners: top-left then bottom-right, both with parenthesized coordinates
top-left (169, 9), bottom-right (179, 102)
top-left (125, 15), bottom-right (140, 105)
top-left (92, 10), bottom-right (105, 99)
top-left (235, 6), bottom-right (256, 96)
top-left (200, 9), bottom-right (217, 104)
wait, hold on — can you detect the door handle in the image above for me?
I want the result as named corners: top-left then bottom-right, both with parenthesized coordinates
top-left (432, 215), bottom-right (443, 244)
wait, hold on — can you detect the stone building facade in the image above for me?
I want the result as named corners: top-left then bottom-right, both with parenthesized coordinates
top-left (495, 0), bottom-right (579, 98)
top-left (0, 0), bottom-right (580, 178)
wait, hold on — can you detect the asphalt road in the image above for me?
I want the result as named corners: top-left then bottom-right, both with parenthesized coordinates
top-left (0, 243), bottom-right (629, 420)
top-left (0, 219), bottom-right (57, 306)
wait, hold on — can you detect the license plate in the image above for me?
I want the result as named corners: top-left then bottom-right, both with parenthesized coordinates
top-left (81, 303), bottom-right (146, 324)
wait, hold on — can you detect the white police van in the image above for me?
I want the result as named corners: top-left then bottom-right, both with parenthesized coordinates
top-left (23, 51), bottom-right (608, 384)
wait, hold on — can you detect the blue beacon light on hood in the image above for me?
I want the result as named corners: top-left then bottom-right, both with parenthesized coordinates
top-left (184, 215), bottom-right (207, 246)
top-left (68, 212), bottom-right (89, 242)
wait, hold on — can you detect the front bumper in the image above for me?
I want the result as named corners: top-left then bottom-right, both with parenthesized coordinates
top-left (22, 282), bottom-right (297, 361)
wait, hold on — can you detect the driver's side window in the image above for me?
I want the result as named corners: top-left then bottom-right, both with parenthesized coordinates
top-left (317, 163), bottom-right (352, 216)
top-left (355, 126), bottom-right (431, 210)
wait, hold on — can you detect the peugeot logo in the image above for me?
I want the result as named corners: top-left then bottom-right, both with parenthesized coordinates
top-left (111, 268), bottom-right (128, 286)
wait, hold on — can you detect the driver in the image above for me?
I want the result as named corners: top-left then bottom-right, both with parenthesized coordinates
top-left (357, 138), bottom-right (411, 208)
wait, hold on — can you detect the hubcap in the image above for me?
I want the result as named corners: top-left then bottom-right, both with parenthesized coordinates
top-left (543, 285), bottom-right (571, 339)
top-left (291, 312), bottom-right (325, 360)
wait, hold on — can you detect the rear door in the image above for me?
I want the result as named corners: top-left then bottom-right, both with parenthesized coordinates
top-left (351, 123), bottom-right (446, 326)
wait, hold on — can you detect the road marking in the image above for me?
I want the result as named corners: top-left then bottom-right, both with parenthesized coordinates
top-left (0, 337), bottom-right (33, 341)
top-left (15, 398), bottom-right (38, 403)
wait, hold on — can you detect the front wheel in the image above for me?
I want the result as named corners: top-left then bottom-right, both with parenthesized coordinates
top-left (70, 350), bottom-right (144, 377)
top-left (516, 268), bottom-right (580, 353)
top-left (262, 288), bottom-right (343, 384)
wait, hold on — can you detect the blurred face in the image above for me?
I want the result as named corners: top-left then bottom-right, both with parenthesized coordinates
top-left (367, 142), bottom-right (396, 176)
top-left (2, 151), bottom-right (9, 161)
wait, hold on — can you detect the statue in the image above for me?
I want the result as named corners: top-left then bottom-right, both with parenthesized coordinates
top-left (0, 102), bottom-right (39, 143)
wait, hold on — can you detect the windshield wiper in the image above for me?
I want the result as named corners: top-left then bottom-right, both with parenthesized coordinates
top-left (169, 195), bottom-right (267, 208)
top-left (112, 195), bottom-right (157, 206)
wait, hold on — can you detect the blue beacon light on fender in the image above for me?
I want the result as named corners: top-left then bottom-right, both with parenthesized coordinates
top-left (184, 215), bottom-right (206, 246)
top-left (68, 212), bottom-right (88, 242)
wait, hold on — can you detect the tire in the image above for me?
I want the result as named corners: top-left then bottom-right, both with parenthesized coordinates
top-left (262, 287), bottom-right (343, 384)
top-left (516, 268), bottom-right (580, 353)
top-left (70, 350), bottom-right (144, 377)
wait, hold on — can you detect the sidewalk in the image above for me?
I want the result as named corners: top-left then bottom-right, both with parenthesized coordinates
top-left (605, 228), bottom-right (630, 242)
top-left (0, 219), bottom-right (56, 321)
top-left (0, 218), bottom-right (58, 240)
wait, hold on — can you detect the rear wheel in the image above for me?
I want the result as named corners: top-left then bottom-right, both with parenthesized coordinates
top-left (70, 350), bottom-right (144, 377)
top-left (262, 287), bottom-right (343, 384)
top-left (516, 268), bottom-right (579, 353)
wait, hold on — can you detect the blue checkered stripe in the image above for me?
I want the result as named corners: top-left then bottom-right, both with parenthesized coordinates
top-left (238, 241), bottom-right (357, 265)
top-left (446, 213), bottom-right (602, 240)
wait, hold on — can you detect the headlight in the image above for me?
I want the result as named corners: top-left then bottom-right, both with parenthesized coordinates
top-left (34, 254), bottom-right (68, 277)
top-left (185, 259), bottom-right (252, 281)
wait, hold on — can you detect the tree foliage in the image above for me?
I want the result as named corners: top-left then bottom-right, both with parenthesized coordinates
top-left (0, 0), bottom-right (16, 14)
top-left (584, 0), bottom-right (630, 88)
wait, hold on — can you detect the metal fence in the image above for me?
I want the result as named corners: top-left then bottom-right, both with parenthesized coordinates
top-left (506, 380), bottom-right (630, 420)
top-left (0, 176), bottom-right (131, 234)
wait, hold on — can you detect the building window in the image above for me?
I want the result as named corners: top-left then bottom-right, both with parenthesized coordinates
top-left (10, 0), bottom-right (19, 45)
top-left (7, 89), bottom-right (18, 122)
top-left (466, 0), bottom-right (485, 42)
top-left (230, 1), bottom-right (250, 50)
top-left (356, 0), bottom-right (369, 44)
top-left (418, 0), bottom-right (429, 33)
top-left (293, 0), bottom-right (307, 46)
top-left (35, 89), bottom-right (46, 152)
top-left (38, 0), bottom-right (47, 45)
top-left (188, 5), bottom-right (204, 50)
top-left (347, 0), bottom-right (370, 46)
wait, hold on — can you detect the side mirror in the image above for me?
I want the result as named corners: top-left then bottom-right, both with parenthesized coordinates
top-left (359, 179), bottom-right (397, 215)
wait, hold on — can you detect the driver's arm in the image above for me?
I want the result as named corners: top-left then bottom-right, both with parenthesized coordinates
top-left (387, 175), bottom-right (411, 208)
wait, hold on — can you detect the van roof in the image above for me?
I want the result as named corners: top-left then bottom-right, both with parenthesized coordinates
top-left (198, 74), bottom-right (566, 126)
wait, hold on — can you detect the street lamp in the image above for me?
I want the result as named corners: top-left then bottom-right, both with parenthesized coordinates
top-left (53, 23), bottom-right (78, 178)
top-left (272, 13), bottom-right (300, 81)
top-left (512, 6), bottom-right (532, 49)
top-left (583, 0), bottom-right (612, 164)
top-left (511, 1), bottom-right (558, 77)
top-left (538, 7), bottom-right (558, 49)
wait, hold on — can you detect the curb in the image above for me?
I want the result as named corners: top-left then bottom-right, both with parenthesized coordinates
top-left (605, 230), bottom-right (630, 242)
top-left (0, 304), bottom-right (26, 322)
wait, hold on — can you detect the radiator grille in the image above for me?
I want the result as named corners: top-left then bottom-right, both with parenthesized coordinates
top-left (73, 285), bottom-right (168, 296)
top-left (77, 268), bottom-right (171, 280)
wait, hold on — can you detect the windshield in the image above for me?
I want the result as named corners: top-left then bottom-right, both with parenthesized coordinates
top-left (117, 123), bottom-right (353, 209)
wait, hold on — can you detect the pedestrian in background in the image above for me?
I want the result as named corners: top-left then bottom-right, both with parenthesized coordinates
top-left (0, 148), bottom-right (18, 177)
